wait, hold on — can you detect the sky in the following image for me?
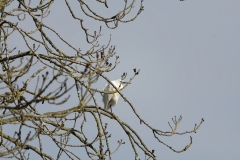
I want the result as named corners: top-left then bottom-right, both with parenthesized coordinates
top-left (3, 0), bottom-right (240, 160)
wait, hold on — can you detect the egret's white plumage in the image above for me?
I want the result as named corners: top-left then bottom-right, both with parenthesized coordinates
top-left (102, 79), bottom-right (124, 111)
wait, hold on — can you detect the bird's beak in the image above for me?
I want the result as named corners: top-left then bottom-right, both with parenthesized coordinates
top-left (122, 82), bottom-right (130, 84)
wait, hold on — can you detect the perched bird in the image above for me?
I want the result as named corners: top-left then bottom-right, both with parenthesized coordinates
top-left (102, 79), bottom-right (128, 112)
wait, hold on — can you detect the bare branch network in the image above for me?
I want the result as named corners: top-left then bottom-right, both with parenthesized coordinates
top-left (0, 0), bottom-right (203, 160)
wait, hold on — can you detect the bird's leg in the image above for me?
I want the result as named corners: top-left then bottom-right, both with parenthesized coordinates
top-left (110, 105), bottom-right (112, 113)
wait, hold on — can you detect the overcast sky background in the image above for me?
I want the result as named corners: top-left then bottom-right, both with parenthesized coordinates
top-left (4, 0), bottom-right (240, 159)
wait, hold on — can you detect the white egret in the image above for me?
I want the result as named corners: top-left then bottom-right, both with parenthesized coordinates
top-left (102, 79), bottom-right (128, 112)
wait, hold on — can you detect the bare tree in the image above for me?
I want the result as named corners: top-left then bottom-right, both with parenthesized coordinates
top-left (0, 0), bottom-right (203, 159)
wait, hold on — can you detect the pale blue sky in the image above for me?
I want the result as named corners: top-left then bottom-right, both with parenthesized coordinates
top-left (90, 1), bottom-right (239, 159)
top-left (3, 0), bottom-right (240, 159)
